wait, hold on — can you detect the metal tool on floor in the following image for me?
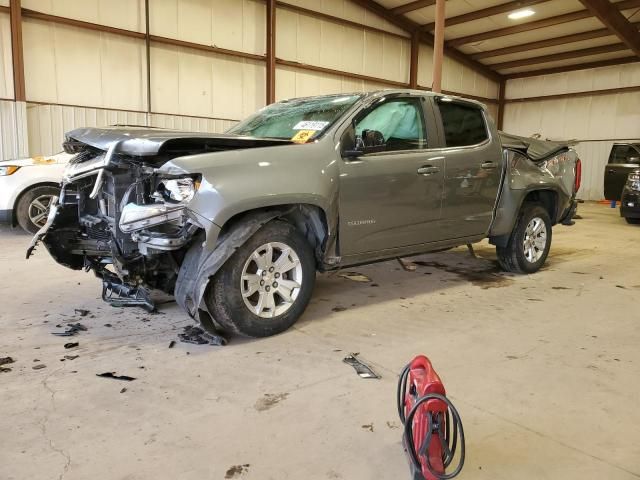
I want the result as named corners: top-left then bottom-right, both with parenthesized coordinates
top-left (397, 355), bottom-right (465, 480)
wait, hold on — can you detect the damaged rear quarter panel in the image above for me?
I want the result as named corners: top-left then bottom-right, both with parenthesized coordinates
top-left (490, 149), bottom-right (577, 238)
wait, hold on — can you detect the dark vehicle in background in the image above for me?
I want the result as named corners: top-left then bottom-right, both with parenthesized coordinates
top-left (620, 170), bottom-right (640, 224)
top-left (604, 143), bottom-right (640, 201)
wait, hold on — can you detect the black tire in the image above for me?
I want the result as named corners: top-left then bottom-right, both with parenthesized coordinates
top-left (205, 220), bottom-right (316, 338)
top-left (625, 217), bottom-right (640, 225)
top-left (496, 203), bottom-right (552, 274)
top-left (15, 185), bottom-right (59, 234)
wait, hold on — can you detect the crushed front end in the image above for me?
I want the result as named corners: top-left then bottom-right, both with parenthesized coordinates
top-left (27, 137), bottom-right (204, 312)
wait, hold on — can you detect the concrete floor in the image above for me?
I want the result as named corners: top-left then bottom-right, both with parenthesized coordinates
top-left (0, 202), bottom-right (639, 480)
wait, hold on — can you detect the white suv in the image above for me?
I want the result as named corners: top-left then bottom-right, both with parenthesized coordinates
top-left (0, 152), bottom-right (73, 233)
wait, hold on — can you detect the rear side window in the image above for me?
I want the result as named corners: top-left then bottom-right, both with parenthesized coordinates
top-left (437, 101), bottom-right (488, 147)
top-left (609, 145), bottom-right (640, 164)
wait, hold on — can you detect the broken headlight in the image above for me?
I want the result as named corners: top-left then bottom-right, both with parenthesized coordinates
top-left (155, 177), bottom-right (200, 204)
top-left (119, 176), bottom-right (200, 233)
top-left (626, 172), bottom-right (640, 191)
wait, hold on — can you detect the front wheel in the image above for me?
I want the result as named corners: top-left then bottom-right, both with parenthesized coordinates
top-left (205, 220), bottom-right (316, 338)
top-left (15, 185), bottom-right (59, 234)
top-left (496, 203), bottom-right (552, 274)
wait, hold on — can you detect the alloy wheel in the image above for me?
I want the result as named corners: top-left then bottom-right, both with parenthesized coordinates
top-left (522, 217), bottom-right (547, 263)
top-left (28, 195), bottom-right (55, 228)
top-left (240, 242), bottom-right (303, 318)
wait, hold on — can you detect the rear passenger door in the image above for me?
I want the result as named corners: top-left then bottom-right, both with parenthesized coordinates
top-left (434, 98), bottom-right (503, 238)
top-left (604, 144), bottom-right (640, 201)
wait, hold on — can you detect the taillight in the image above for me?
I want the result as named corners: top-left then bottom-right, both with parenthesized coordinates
top-left (574, 158), bottom-right (582, 193)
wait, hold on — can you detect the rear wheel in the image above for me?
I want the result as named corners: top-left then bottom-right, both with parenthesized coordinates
top-left (625, 217), bottom-right (640, 225)
top-left (205, 220), bottom-right (316, 338)
top-left (15, 186), bottom-right (59, 234)
top-left (496, 203), bottom-right (552, 274)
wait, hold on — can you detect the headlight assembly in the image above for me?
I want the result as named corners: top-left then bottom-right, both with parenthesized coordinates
top-left (0, 166), bottom-right (20, 176)
top-left (627, 172), bottom-right (640, 191)
top-left (155, 177), bottom-right (200, 204)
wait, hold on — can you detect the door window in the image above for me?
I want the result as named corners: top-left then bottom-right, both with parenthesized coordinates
top-left (437, 101), bottom-right (488, 147)
top-left (610, 145), bottom-right (640, 164)
top-left (355, 98), bottom-right (426, 152)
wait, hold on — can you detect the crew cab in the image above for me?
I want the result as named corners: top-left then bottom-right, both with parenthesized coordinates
top-left (28, 90), bottom-right (580, 339)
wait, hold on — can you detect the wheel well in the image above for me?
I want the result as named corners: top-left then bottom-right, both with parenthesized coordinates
top-left (523, 190), bottom-right (558, 224)
top-left (219, 204), bottom-right (329, 263)
top-left (12, 182), bottom-right (61, 226)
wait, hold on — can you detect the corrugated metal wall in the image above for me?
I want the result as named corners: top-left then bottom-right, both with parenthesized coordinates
top-left (503, 63), bottom-right (640, 200)
top-left (0, 11), bottom-right (13, 99)
top-left (2, 0), bottom-right (502, 160)
top-left (25, 103), bottom-right (239, 157)
top-left (0, 100), bottom-right (29, 160)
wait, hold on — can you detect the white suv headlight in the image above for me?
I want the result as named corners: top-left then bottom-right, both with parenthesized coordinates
top-left (0, 166), bottom-right (20, 176)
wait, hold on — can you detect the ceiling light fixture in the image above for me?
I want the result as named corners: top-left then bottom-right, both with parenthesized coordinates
top-left (508, 9), bottom-right (535, 20)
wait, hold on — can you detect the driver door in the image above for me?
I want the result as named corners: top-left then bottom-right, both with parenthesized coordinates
top-left (338, 96), bottom-right (445, 256)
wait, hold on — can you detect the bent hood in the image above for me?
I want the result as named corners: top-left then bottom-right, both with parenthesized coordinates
top-left (64, 126), bottom-right (293, 157)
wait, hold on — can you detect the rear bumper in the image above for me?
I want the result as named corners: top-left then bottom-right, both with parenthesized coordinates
top-left (620, 192), bottom-right (640, 218)
top-left (0, 209), bottom-right (12, 224)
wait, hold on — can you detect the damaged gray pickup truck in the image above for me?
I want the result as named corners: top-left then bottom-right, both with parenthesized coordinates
top-left (28, 90), bottom-right (580, 338)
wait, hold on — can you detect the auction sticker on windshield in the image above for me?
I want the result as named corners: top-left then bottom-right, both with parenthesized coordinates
top-left (293, 121), bottom-right (329, 130)
top-left (291, 130), bottom-right (316, 144)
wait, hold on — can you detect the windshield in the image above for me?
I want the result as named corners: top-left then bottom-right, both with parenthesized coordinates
top-left (228, 94), bottom-right (362, 142)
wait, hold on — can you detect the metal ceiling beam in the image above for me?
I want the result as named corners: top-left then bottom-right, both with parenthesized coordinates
top-left (348, 0), bottom-right (503, 82)
top-left (391, 0), bottom-right (436, 15)
top-left (490, 43), bottom-right (629, 70)
top-left (421, 0), bottom-right (550, 31)
top-left (578, 0), bottom-right (640, 57)
top-left (471, 24), bottom-right (639, 59)
top-left (448, 0), bottom-right (640, 47)
top-left (505, 55), bottom-right (639, 78)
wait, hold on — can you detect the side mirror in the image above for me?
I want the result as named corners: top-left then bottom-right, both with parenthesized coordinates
top-left (342, 129), bottom-right (386, 159)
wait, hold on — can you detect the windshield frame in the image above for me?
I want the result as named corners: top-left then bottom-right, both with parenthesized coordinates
top-left (227, 93), bottom-right (365, 142)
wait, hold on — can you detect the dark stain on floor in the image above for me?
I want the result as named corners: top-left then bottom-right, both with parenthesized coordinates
top-left (254, 393), bottom-right (289, 412)
top-left (225, 464), bottom-right (250, 478)
top-left (414, 261), bottom-right (513, 289)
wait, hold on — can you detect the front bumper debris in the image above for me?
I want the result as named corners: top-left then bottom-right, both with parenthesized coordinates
top-left (26, 196), bottom-right (59, 259)
top-left (101, 272), bottom-right (156, 312)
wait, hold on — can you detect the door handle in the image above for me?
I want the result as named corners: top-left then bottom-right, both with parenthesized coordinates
top-left (607, 169), bottom-right (616, 173)
top-left (417, 166), bottom-right (440, 175)
top-left (481, 161), bottom-right (497, 169)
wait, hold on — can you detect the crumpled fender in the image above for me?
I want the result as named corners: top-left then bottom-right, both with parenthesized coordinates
top-left (174, 208), bottom-right (292, 333)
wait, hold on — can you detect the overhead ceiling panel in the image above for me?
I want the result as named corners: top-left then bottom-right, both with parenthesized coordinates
top-left (482, 35), bottom-right (622, 64)
top-left (441, 0), bottom-right (586, 39)
top-left (403, 0), bottom-right (508, 25)
top-left (498, 49), bottom-right (634, 74)
top-left (458, 17), bottom-right (610, 54)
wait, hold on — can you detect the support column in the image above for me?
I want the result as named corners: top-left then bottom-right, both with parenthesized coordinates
top-left (145, 0), bottom-right (151, 116)
top-left (497, 79), bottom-right (506, 130)
top-left (9, 0), bottom-right (25, 101)
top-left (266, 0), bottom-right (276, 105)
top-left (432, 0), bottom-right (445, 93)
top-left (409, 31), bottom-right (419, 89)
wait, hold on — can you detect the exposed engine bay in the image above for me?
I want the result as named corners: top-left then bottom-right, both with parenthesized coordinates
top-left (27, 128), bottom-right (291, 313)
